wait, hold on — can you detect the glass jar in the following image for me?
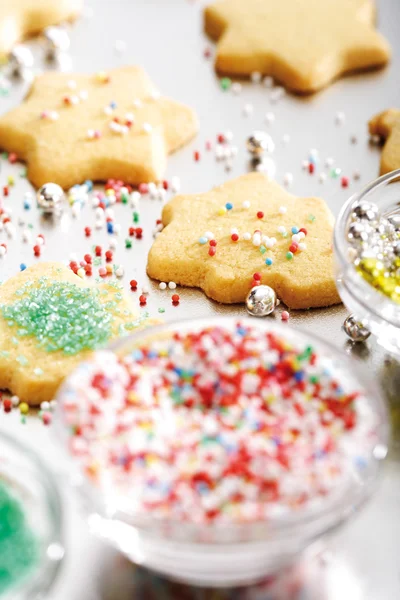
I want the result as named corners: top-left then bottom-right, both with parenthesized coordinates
top-left (334, 169), bottom-right (400, 355)
top-left (0, 431), bottom-right (64, 599)
top-left (54, 317), bottom-right (388, 588)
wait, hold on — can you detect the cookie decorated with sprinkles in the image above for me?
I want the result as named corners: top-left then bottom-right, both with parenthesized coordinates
top-left (0, 0), bottom-right (82, 56)
top-left (0, 262), bottom-right (154, 405)
top-left (204, 0), bottom-right (390, 93)
top-left (369, 109), bottom-right (400, 175)
top-left (0, 66), bottom-right (198, 188)
top-left (147, 173), bottom-right (340, 309)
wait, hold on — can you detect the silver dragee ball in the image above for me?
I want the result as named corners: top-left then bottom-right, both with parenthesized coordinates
top-left (37, 183), bottom-right (64, 213)
top-left (247, 131), bottom-right (275, 157)
top-left (8, 45), bottom-right (34, 76)
top-left (352, 201), bottom-right (379, 222)
top-left (387, 214), bottom-right (400, 232)
top-left (343, 315), bottom-right (371, 342)
top-left (246, 285), bottom-right (278, 317)
top-left (44, 26), bottom-right (71, 59)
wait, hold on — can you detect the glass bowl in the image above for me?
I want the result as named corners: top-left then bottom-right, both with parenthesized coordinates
top-left (0, 431), bottom-right (64, 599)
top-left (334, 169), bottom-right (400, 355)
top-left (54, 317), bottom-right (388, 588)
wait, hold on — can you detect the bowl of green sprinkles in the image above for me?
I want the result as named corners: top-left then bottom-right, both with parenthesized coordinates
top-left (0, 431), bottom-right (64, 599)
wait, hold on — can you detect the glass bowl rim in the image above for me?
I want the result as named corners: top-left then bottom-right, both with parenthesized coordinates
top-left (333, 168), bottom-right (400, 321)
top-left (0, 429), bottom-right (64, 598)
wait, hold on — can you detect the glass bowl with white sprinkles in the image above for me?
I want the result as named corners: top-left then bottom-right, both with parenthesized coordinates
top-left (54, 317), bottom-right (388, 587)
top-left (334, 169), bottom-right (400, 355)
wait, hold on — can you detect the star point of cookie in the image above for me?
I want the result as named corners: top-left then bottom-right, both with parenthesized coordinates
top-left (0, 262), bottom-right (156, 405)
top-left (369, 109), bottom-right (400, 175)
top-left (147, 172), bottom-right (340, 309)
top-left (0, 0), bottom-right (82, 56)
top-left (204, 0), bottom-right (390, 93)
top-left (0, 66), bottom-right (198, 188)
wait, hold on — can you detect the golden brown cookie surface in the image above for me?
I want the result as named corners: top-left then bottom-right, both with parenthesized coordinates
top-left (204, 0), bottom-right (390, 93)
top-left (369, 109), bottom-right (400, 175)
top-left (147, 173), bottom-right (340, 309)
top-left (0, 66), bottom-right (198, 188)
top-left (0, 0), bottom-right (82, 56)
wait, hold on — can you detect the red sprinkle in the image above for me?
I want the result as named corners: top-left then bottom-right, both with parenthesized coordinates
top-left (33, 244), bottom-right (41, 257)
top-left (208, 247), bottom-right (216, 257)
top-left (130, 280), bottom-right (138, 291)
top-left (257, 211), bottom-right (264, 219)
top-left (139, 294), bottom-right (147, 306)
top-left (341, 176), bottom-right (349, 188)
top-left (231, 233), bottom-right (239, 242)
top-left (253, 272), bottom-right (261, 281)
top-left (42, 412), bottom-right (52, 426)
top-left (289, 243), bottom-right (298, 253)
top-left (194, 151), bottom-right (200, 162)
top-left (308, 163), bottom-right (315, 174)
top-left (3, 187), bottom-right (8, 197)
top-left (8, 153), bottom-right (18, 164)
top-left (299, 228), bottom-right (307, 236)
top-left (95, 245), bottom-right (102, 256)
top-left (171, 294), bottom-right (180, 304)
top-left (84, 254), bottom-right (92, 264)
top-left (281, 311), bottom-right (290, 322)
top-left (3, 398), bottom-right (12, 413)
top-left (209, 239), bottom-right (217, 247)
top-left (84, 227), bottom-right (91, 237)
top-left (105, 250), bottom-right (113, 262)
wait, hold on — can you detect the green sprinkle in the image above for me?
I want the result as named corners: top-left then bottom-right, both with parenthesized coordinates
top-left (1, 280), bottom-right (115, 355)
top-left (158, 307), bottom-right (165, 314)
top-left (17, 355), bottom-right (28, 366)
top-left (33, 368), bottom-right (43, 376)
top-left (259, 245), bottom-right (266, 254)
top-left (308, 214), bottom-right (316, 223)
top-left (133, 212), bottom-right (140, 223)
top-left (286, 251), bottom-right (293, 260)
top-left (220, 77), bottom-right (232, 91)
top-left (309, 375), bottom-right (319, 384)
top-left (125, 239), bottom-right (132, 249)
top-left (0, 482), bottom-right (39, 594)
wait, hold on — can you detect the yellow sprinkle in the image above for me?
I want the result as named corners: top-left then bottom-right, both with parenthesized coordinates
top-left (218, 207), bottom-right (227, 216)
top-left (7, 175), bottom-right (14, 186)
top-left (77, 268), bottom-right (85, 278)
top-left (19, 402), bottom-right (29, 415)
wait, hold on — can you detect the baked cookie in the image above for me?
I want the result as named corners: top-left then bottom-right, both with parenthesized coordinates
top-left (147, 173), bottom-right (340, 309)
top-left (0, 262), bottom-right (155, 405)
top-left (0, 66), bottom-right (198, 189)
top-left (0, 0), bottom-right (82, 57)
top-left (369, 109), bottom-right (400, 175)
top-left (204, 0), bottom-right (390, 93)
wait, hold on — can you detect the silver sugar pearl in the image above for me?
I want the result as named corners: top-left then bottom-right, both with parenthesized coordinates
top-left (247, 131), bottom-right (275, 157)
top-left (8, 45), bottom-right (34, 77)
top-left (44, 26), bottom-right (71, 59)
top-left (387, 214), bottom-right (400, 232)
top-left (347, 221), bottom-right (370, 243)
top-left (343, 315), bottom-right (371, 342)
top-left (246, 285), bottom-right (277, 317)
top-left (352, 201), bottom-right (379, 222)
top-left (37, 183), bottom-right (64, 213)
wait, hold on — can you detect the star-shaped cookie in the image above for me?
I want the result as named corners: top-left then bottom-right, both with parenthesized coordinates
top-left (204, 0), bottom-right (390, 93)
top-left (369, 109), bottom-right (400, 175)
top-left (0, 66), bottom-right (198, 188)
top-left (0, 262), bottom-right (155, 404)
top-left (0, 0), bottom-right (82, 56)
top-left (147, 173), bottom-right (340, 309)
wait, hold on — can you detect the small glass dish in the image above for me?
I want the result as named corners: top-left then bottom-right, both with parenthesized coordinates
top-left (54, 317), bottom-right (388, 588)
top-left (334, 169), bottom-right (400, 355)
top-left (0, 431), bottom-right (64, 599)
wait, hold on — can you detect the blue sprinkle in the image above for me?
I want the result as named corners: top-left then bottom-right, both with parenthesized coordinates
top-left (84, 180), bottom-right (93, 191)
top-left (110, 101), bottom-right (117, 109)
top-left (291, 226), bottom-right (299, 234)
top-left (107, 222), bottom-right (114, 234)
top-left (23, 201), bottom-right (31, 210)
top-left (272, 436), bottom-right (281, 446)
top-left (225, 202), bottom-right (233, 210)
top-left (294, 371), bottom-right (305, 382)
top-left (20, 263), bottom-right (27, 271)
top-left (265, 257), bottom-right (273, 266)
top-left (236, 326), bottom-right (247, 336)
top-left (199, 236), bottom-right (208, 245)
top-left (355, 456), bottom-right (367, 469)
top-left (132, 349), bottom-right (144, 361)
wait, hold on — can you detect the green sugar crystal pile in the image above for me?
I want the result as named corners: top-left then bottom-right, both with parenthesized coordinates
top-left (1, 278), bottom-right (114, 355)
top-left (0, 481), bottom-right (39, 594)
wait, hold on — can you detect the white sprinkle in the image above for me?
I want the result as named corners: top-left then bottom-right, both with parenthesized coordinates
top-left (292, 234), bottom-right (300, 243)
top-left (277, 225), bottom-right (286, 234)
top-left (87, 129), bottom-right (95, 139)
top-left (224, 130), bottom-right (233, 142)
top-left (298, 242), bottom-right (307, 251)
top-left (231, 82), bottom-right (242, 95)
top-left (41, 401), bottom-right (50, 411)
top-left (67, 80), bottom-right (77, 89)
top-left (283, 172), bottom-right (293, 187)
top-left (142, 122), bottom-right (152, 133)
top-left (279, 206), bottom-right (287, 215)
top-left (168, 281), bottom-right (177, 290)
top-left (251, 71), bottom-right (262, 83)
top-left (115, 266), bottom-right (124, 278)
top-left (79, 90), bottom-right (88, 101)
top-left (243, 103), bottom-right (253, 117)
top-left (171, 176), bottom-right (181, 193)
top-left (159, 282), bottom-right (167, 290)
top-left (265, 111), bottom-right (275, 125)
top-left (325, 157), bottom-right (334, 168)
top-left (11, 395), bottom-right (20, 407)
top-left (230, 227), bottom-right (239, 235)
top-left (302, 160), bottom-right (309, 170)
top-left (141, 285), bottom-right (150, 295)
top-left (319, 173), bottom-right (327, 183)
top-left (263, 76), bottom-right (274, 88)
top-left (243, 232), bottom-right (251, 241)
top-left (270, 86), bottom-right (285, 103)
top-left (242, 200), bottom-right (251, 209)
top-left (204, 231), bottom-right (214, 240)
top-left (335, 111), bottom-right (345, 125)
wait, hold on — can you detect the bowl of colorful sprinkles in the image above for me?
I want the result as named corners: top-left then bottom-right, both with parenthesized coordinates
top-left (335, 169), bottom-right (400, 354)
top-left (55, 317), bottom-right (388, 587)
top-left (0, 432), bottom-right (64, 598)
